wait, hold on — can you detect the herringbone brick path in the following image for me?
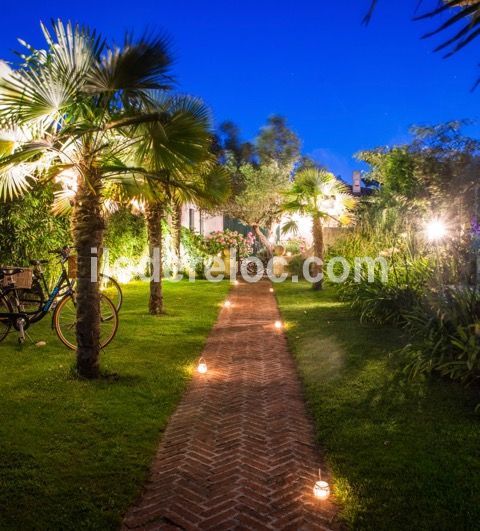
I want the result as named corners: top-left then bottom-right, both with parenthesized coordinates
top-left (123, 280), bottom-right (341, 530)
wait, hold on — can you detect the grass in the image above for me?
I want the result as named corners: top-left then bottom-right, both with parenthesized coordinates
top-left (274, 282), bottom-right (480, 530)
top-left (0, 280), bottom-right (228, 531)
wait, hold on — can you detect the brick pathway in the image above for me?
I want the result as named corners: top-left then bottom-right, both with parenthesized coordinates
top-left (123, 280), bottom-right (341, 530)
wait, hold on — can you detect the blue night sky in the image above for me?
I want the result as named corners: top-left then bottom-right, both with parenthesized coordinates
top-left (2, 0), bottom-right (480, 181)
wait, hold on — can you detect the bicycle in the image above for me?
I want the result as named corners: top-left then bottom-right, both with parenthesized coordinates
top-left (18, 246), bottom-right (123, 316)
top-left (0, 249), bottom-right (118, 349)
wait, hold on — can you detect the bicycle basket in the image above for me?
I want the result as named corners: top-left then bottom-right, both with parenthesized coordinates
top-left (68, 255), bottom-right (77, 279)
top-left (1, 267), bottom-right (33, 289)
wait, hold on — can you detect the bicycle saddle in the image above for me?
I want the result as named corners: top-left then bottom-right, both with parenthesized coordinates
top-left (30, 259), bottom-right (49, 266)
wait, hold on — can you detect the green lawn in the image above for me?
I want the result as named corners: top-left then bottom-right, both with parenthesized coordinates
top-left (274, 282), bottom-right (480, 530)
top-left (0, 280), bottom-right (228, 531)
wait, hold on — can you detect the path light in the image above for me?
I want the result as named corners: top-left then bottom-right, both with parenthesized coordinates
top-left (197, 357), bottom-right (208, 374)
top-left (425, 218), bottom-right (447, 242)
top-left (269, 287), bottom-right (274, 293)
top-left (313, 469), bottom-right (330, 500)
top-left (274, 320), bottom-right (283, 330)
top-left (234, 280), bottom-right (239, 286)
top-left (224, 300), bottom-right (232, 308)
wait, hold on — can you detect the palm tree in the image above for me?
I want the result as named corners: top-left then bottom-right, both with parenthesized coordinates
top-left (366, 1), bottom-right (480, 59)
top-left (123, 97), bottom-right (228, 315)
top-left (0, 21), bottom-right (201, 378)
top-left (282, 169), bottom-right (355, 290)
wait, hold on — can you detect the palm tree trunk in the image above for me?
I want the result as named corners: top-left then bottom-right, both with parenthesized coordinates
top-left (171, 199), bottom-right (182, 268)
top-left (312, 215), bottom-right (324, 291)
top-left (252, 224), bottom-right (273, 258)
top-left (72, 172), bottom-right (104, 379)
top-left (145, 201), bottom-right (164, 315)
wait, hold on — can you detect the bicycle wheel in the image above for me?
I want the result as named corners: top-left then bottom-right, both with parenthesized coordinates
top-left (53, 293), bottom-right (119, 351)
top-left (99, 274), bottom-right (123, 314)
top-left (0, 293), bottom-right (12, 343)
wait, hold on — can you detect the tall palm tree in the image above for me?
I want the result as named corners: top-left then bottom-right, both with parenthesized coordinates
top-left (282, 169), bottom-right (355, 290)
top-left (123, 97), bottom-right (228, 315)
top-left (0, 21), bottom-right (201, 378)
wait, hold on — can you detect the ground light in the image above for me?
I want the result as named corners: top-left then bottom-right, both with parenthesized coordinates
top-left (425, 218), bottom-right (447, 242)
top-left (274, 320), bottom-right (283, 329)
top-left (197, 357), bottom-right (207, 374)
top-left (234, 279), bottom-right (239, 286)
top-left (224, 300), bottom-right (232, 308)
top-left (313, 469), bottom-right (330, 500)
top-left (269, 287), bottom-right (274, 293)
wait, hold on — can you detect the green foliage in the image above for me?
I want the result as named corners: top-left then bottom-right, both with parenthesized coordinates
top-left (403, 287), bottom-right (480, 385)
top-left (0, 183), bottom-right (70, 266)
top-left (104, 208), bottom-right (148, 265)
top-left (179, 227), bottom-right (212, 277)
top-left (256, 115), bottom-right (301, 167)
top-left (225, 161), bottom-right (290, 230)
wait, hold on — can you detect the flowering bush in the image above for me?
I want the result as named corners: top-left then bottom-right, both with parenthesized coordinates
top-left (206, 229), bottom-right (254, 258)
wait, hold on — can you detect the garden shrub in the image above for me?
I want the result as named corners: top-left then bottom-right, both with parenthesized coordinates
top-left (402, 287), bottom-right (480, 387)
top-left (0, 183), bottom-right (70, 283)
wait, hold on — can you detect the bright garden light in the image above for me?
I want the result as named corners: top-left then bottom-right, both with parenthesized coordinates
top-left (274, 320), bottom-right (283, 329)
top-left (425, 219), bottom-right (447, 242)
top-left (224, 300), bottom-right (232, 308)
top-left (313, 469), bottom-right (330, 500)
top-left (197, 357), bottom-right (207, 374)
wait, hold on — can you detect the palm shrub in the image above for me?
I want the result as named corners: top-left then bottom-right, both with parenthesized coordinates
top-left (282, 168), bottom-right (355, 290)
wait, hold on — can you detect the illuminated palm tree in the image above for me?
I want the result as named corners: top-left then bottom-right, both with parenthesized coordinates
top-left (0, 21), bottom-right (204, 377)
top-left (282, 169), bottom-right (355, 290)
top-left (113, 96), bottom-right (230, 314)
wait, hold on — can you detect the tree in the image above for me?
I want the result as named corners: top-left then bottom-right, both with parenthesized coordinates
top-left (0, 21), bottom-right (199, 378)
top-left (114, 96), bottom-right (226, 315)
top-left (215, 121), bottom-right (256, 166)
top-left (226, 162), bottom-right (290, 255)
top-left (282, 169), bottom-right (355, 290)
top-left (256, 115), bottom-right (301, 168)
top-left (365, 1), bottom-right (480, 62)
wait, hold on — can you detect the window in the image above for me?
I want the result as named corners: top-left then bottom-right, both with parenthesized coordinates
top-left (199, 211), bottom-right (204, 235)
top-left (189, 208), bottom-right (195, 230)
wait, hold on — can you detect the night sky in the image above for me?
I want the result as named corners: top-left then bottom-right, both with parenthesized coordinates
top-left (2, 0), bottom-right (480, 180)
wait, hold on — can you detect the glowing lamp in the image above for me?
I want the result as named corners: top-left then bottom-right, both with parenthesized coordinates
top-left (313, 469), bottom-right (330, 500)
top-left (269, 288), bottom-right (274, 293)
top-left (224, 300), bottom-right (232, 308)
top-left (234, 280), bottom-right (239, 286)
top-left (274, 320), bottom-right (283, 330)
top-left (197, 357), bottom-right (207, 374)
top-left (426, 219), bottom-right (446, 242)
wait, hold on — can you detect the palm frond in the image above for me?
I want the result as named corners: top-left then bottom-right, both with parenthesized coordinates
top-left (87, 32), bottom-right (173, 96)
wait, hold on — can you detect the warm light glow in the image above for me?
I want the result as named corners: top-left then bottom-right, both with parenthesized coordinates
top-left (274, 320), bottom-right (283, 329)
top-left (234, 280), bottom-right (239, 286)
top-left (425, 219), bottom-right (447, 242)
top-left (269, 287), bottom-right (274, 293)
top-left (313, 480), bottom-right (330, 500)
top-left (224, 300), bottom-right (232, 308)
top-left (197, 358), bottom-right (207, 374)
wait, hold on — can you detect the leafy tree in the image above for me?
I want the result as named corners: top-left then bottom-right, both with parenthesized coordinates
top-left (282, 169), bottom-right (355, 290)
top-left (256, 115), bottom-right (301, 168)
top-left (225, 162), bottom-right (291, 255)
top-left (215, 121), bottom-right (255, 166)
